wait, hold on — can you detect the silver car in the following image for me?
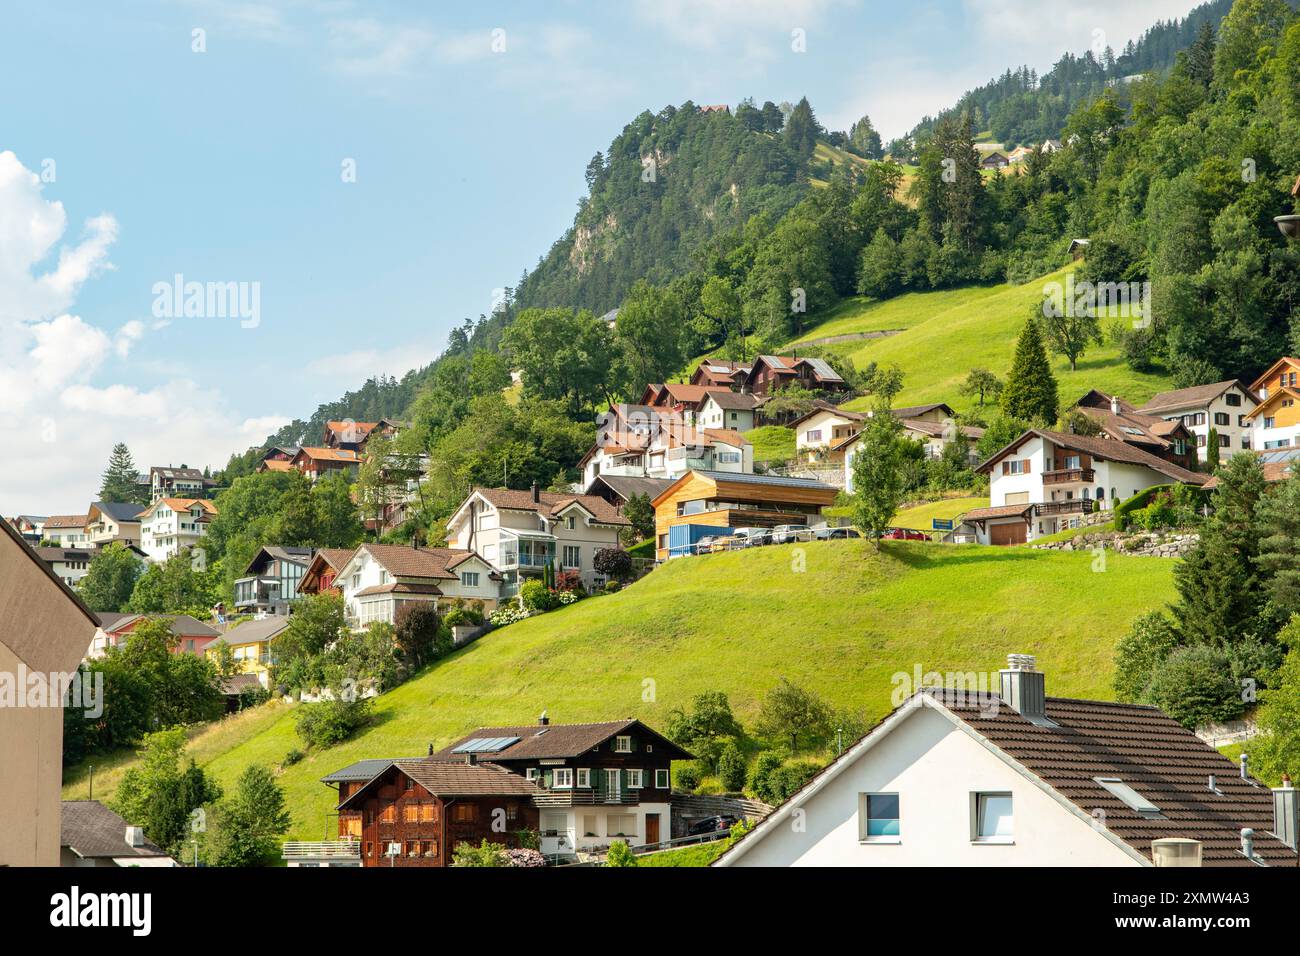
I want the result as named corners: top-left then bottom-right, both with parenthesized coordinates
top-left (771, 524), bottom-right (813, 544)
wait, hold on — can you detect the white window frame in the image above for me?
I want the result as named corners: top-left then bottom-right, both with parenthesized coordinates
top-left (614, 735), bottom-right (632, 753)
top-left (576, 768), bottom-right (591, 788)
top-left (525, 768), bottom-right (538, 782)
top-left (859, 792), bottom-right (901, 844)
top-left (627, 769), bottom-right (643, 789)
top-left (460, 570), bottom-right (480, 587)
top-left (971, 792), bottom-right (1014, 844)
top-left (655, 768), bottom-right (670, 789)
top-left (562, 545), bottom-right (581, 570)
top-left (552, 768), bottom-right (573, 789)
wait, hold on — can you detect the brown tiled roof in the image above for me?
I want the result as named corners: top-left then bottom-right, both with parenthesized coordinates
top-left (394, 760), bottom-right (543, 797)
top-left (1203, 454), bottom-right (1294, 489)
top-left (360, 545), bottom-right (480, 580)
top-left (979, 429), bottom-right (1207, 485)
top-left (315, 547), bottom-right (357, 571)
top-left (43, 514), bottom-right (88, 529)
top-left (890, 403), bottom-right (955, 419)
top-left (900, 419), bottom-right (984, 440)
top-left (296, 446), bottom-right (362, 463)
top-left (61, 801), bottom-right (170, 860)
top-left (931, 689), bottom-right (1298, 867)
top-left (704, 390), bottom-right (761, 411)
top-left (962, 504), bottom-right (1032, 521)
top-left (474, 487), bottom-right (629, 525)
top-left (1139, 381), bottom-right (1255, 413)
top-left (431, 719), bottom-right (693, 762)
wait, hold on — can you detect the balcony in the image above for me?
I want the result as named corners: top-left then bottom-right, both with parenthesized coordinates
top-left (1034, 499), bottom-right (1095, 517)
top-left (533, 789), bottom-right (641, 808)
top-left (1042, 467), bottom-right (1095, 485)
top-left (281, 840), bottom-right (361, 862)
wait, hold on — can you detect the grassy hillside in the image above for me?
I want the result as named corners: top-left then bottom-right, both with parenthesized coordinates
top-left (792, 267), bottom-right (1174, 415)
top-left (65, 540), bottom-right (1174, 841)
top-left (891, 496), bottom-right (989, 531)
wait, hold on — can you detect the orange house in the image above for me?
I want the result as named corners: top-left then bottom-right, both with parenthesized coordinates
top-left (1246, 357), bottom-right (1300, 450)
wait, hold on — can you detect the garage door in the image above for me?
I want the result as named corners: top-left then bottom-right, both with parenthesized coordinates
top-left (989, 522), bottom-right (1026, 546)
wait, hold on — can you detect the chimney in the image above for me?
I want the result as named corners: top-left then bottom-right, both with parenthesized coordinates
top-left (999, 654), bottom-right (1053, 726)
top-left (125, 826), bottom-right (144, 848)
top-left (1273, 774), bottom-right (1298, 851)
top-left (1110, 395), bottom-right (1121, 415)
top-left (428, 743), bottom-right (434, 756)
top-left (1240, 752), bottom-right (1250, 780)
top-left (531, 481), bottom-right (540, 504)
top-left (538, 709), bottom-right (549, 726)
top-left (1241, 827), bottom-right (1257, 862)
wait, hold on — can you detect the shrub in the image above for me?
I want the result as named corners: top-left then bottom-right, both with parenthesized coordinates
top-left (520, 580), bottom-right (560, 612)
top-left (394, 602), bottom-right (441, 667)
top-left (593, 548), bottom-right (634, 581)
top-left (1145, 645), bottom-right (1244, 730)
top-left (1113, 610), bottom-right (1179, 702)
top-left (294, 697), bottom-right (373, 749)
top-left (451, 839), bottom-right (507, 867)
top-left (603, 580), bottom-right (623, 594)
top-left (555, 570), bottom-right (585, 594)
top-left (769, 760), bottom-right (821, 802)
top-left (605, 840), bottom-right (637, 867)
top-left (489, 605), bottom-right (531, 627)
top-left (717, 740), bottom-right (747, 792)
top-left (673, 762), bottom-right (701, 792)
top-left (282, 748), bottom-right (304, 767)
top-left (504, 847), bottom-right (546, 867)
top-left (556, 590), bottom-right (578, 606)
top-left (747, 751), bottom-right (784, 804)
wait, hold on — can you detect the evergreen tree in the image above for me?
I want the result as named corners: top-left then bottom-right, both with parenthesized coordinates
top-left (783, 97), bottom-right (819, 160)
top-left (212, 765), bottom-right (292, 867)
top-left (1183, 21), bottom-right (1217, 89)
top-left (1206, 427), bottom-right (1221, 471)
top-left (850, 403), bottom-right (909, 546)
top-left (1000, 320), bottom-right (1058, 424)
top-left (760, 100), bottom-right (784, 132)
top-left (98, 442), bottom-right (146, 505)
top-left (1255, 469), bottom-right (1300, 626)
top-left (847, 114), bottom-right (883, 158)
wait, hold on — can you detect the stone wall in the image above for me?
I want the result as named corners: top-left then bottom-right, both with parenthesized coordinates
top-left (1032, 528), bottom-right (1199, 557)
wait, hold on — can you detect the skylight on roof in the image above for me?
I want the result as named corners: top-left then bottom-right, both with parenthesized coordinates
top-left (1094, 777), bottom-right (1164, 818)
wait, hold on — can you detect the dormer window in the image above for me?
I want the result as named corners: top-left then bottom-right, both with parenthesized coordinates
top-left (614, 735), bottom-right (632, 753)
top-left (567, 516), bottom-right (576, 531)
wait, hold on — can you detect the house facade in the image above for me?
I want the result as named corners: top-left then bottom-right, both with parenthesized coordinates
top-left (716, 655), bottom-right (1300, 868)
top-left (744, 354), bottom-right (845, 397)
top-left (148, 466), bottom-right (213, 502)
top-left (289, 447), bottom-right (362, 482)
top-left (203, 615), bottom-right (289, 684)
top-left (84, 501), bottom-right (145, 549)
top-left (690, 358), bottom-right (752, 390)
top-left (297, 547), bottom-right (356, 597)
top-left (696, 389), bottom-right (761, 432)
top-left (1138, 380), bottom-right (1258, 462)
top-left (42, 514), bottom-right (89, 547)
top-left (234, 546), bottom-right (314, 614)
top-left (1246, 357), bottom-right (1300, 451)
top-left (652, 470), bottom-right (839, 560)
top-left (446, 486), bottom-right (629, 596)
top-left (967, 429), bottom-right (1206, 545)
top-left (90, 613), bottom-right (221, 658)
top-left (36, 547), bottom-right (93, 589)
top-left (336, 543), bottom-right (500, 626)
top-left (580, 404), bottom-right (753, 488)
top-left (61, 800), bottom-right (176, 867)
top-left (1073, 390), bottom-right (1198, 471)
top-left (139, 497), bottom-right (217, 561)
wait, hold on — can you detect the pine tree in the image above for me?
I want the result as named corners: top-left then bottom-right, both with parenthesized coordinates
top-left (1000, 320), bottom-right (1058, 425)
top-left (783, 97), bottom-right (818, 161)
top-left (1255, 468), bottom-right (1300, 627)
top-left (98, 442), bottom-right (146, 505)
top-left (1206, 428), bottom-right (1221, 472)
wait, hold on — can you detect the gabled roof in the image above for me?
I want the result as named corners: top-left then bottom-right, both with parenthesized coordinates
top-left (322, 757), bottom-right (416, 784)
top-left (978, 429), bottom-right (1207, 485)
top-left (718, 688), bottom-right (1299, 868)
top-left (241, 545), bottom-right (315, 576)
top-left (650, 469), bottom-right (838, 507)
top-left (788, 401), bottom-right (865, 430)
top-left (61, 801), bottom-right (170, 860)
top-left (206, 615), bottom-right (290, 648)
top-left (35, 546), bottom-right (94, 562)
top-left (294, 446), bottom-right (362, 464)
top-left (336, 760), bottom-right (543, 808)
top-left (431, 718), bottom-right (693, 762)
top-left (1247, 356), bottom-right (1300, 393)
top-left (101, 613), bottom-right (220, 639)
top-left (467, 487), bottom-right (629, 526)
top-left (1139, 380), bottom-right (1256, 414)
top-left (141, 497), bottom-right (217, 519)
top-left (354, 544), bottom-right (482, 581)
top-left (584, 475), bottom-right (676, 503)
top-left (702, 390), bottom-right (762, 411)
top-left (1244, 385), bottom-right (1300, 420)
top-left (43, 514), bottom-right (88, 529)
top-left (0, 518), bottom-right (98, 673)
top-left (88, 501), bottom-right (145, 523)
top-left (890, 402), bottom-right (956, 419)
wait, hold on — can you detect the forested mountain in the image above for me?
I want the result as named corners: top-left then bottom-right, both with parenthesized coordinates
top-left (896, 0), bottom-right (1292, 151)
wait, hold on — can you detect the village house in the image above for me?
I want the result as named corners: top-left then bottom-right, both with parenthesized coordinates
top-left (6, 515), bottom-right (47, 544)
top-left (1138, 380), bottom-right (1258, 461)
top-left (148, 465), bottom-right (214, 502)
top-left (584, 475), bottom-right (675, 514)
top-left (255, 445), bottom-right (299, 474)
top-left (36, 546), bottom-right (94, 589)
top-left (715, 655), bottom-right (1300, 868)
top-left (203, 615), bottom-right (289, 686)
top-left (1007, 145), bottom-right (1033, 164)
top-left (689, 357), bottom-right (753, 390)
top-left (743, 354), bottom-right (845, 397)
top-left (792, 403), bottom-right (866, 462)
top-left (89, 612), bottom-right (221, 658)
top-left (335, 543), bottom-right (500, 626)
top-left (1245, 357), bottom-right (1300, 451)
top-left (652, 470), bottom-right (839, 560)
top-left (966, 428), bottom-right (1206, 545)
top-left (1072, 390), bottom-right (1198, 472)
top-left (980, 151), bottom-right (1009, 170)
top-left (139, 497), bottom-right (217, 561)
top-left (445, 485), bottom-right (628, 597)
top-left (696, 389), bottom-right (761, 431)
top-left (42, 514), bottom-right (90, 547)
top-left (297, 547), bottom-right (356, 597)
top-left (60, 801), bottom-right (175, 867)
top-left (233, 545), bottom-right (314, 615)
top-left (289, 446), bottom-right (362, 482)
top-left (0, 519), bottom-right (98, 866)
top-left (579, 404), bottom-right (753, 490)
top-left (84, 501), bottom-right (145, 550)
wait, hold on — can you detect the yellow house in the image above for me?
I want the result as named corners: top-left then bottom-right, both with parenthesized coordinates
top-left (1246, 356), bottom-right (1300, 450)
top-left (205, 616), bottom-right (290, 684)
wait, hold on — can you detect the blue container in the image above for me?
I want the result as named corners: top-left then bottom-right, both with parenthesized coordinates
top-left (667, 523), bottom-right (734, 558)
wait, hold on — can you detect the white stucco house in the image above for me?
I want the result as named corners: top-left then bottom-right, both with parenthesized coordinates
top-left (1138, 380), bottom-right (1258, 461)
top-left (445, 484), bottom-right (630, 597)
top-left (336, 543), bottom-right (502, 627)
top-left (580, 404), bottom-right (753, 489)
top-left (715, 655), bottom-right (1300, 868)
top-left (966, 429), bottom-right (1207, 545)
top-left (138, 497), bottom-right (217, 561)
top-left (695, 390), bottom-right (761, 432)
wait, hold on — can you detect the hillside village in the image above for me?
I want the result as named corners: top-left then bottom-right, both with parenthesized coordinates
top-left (7, 0), bottom-right (1300, 876)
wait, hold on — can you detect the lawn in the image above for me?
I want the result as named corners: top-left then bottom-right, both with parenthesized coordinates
top-left (743, 425), bottom-right (795, 463)
top-left (66, 540), bottom-right (1175, 841)
top-left (636, 839), bottom-right (729, 867)
top-left (892, 496), bottom-right (989, 532)
top-left (789, 285), bottom-right (1004, 344)
top-left (792, 266), bottom-right (1173, 416)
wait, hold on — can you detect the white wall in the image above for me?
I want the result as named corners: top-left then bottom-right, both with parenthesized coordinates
top-left (727, 705), bottom-right (1139, 867)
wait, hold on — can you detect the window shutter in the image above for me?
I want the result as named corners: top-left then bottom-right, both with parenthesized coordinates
top-left (1001, 462), bottom-right (1009, 475)
top-left (543, 769), bottom-right (553, 788)
top-left (1022, 458), bottom-right (1031, 473)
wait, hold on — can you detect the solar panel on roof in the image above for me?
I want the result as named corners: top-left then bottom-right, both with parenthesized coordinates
top-left (451, 735), bottom-right (520, 753)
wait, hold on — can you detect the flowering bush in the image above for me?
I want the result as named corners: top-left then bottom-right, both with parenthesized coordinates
top-left (489, 605), bottom-right (531, 627)
top-left (504, 847), bottom-right (546, 867)
top-left (556, 590), bottom-right (578, 606)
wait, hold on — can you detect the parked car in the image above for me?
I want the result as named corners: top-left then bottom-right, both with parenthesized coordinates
top-left (771, 524), bottom-right (813, 544)
top-left (814, 526), bottom-right (862, 540)
top-left (687, 814), bottom-right (739, 836)
top-left (693, 536), bottom-right (721, 555)
top-left (734, 527), bottom-right (772, 547)
top-left (883, 527), bottom-right (928, 541)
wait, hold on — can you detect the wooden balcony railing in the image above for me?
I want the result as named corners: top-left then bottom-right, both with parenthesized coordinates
top-left (1041, 467), bottom-right (1095, 485)
top-left (1034, 499), bottom-right (1095, 516)
top-left (533, 790), bottom-right (641, 807)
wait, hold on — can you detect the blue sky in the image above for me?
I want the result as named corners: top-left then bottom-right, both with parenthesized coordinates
top-left (0, 0), bottom-right (1200, 512)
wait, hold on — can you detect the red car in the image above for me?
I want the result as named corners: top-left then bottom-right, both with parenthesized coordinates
top-left (883, 527), bottom-right (928, 541)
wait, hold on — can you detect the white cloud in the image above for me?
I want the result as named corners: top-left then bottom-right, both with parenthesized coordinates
top-left (960, 0), bottom-right (1200, 51)
top-left (633, 0), bottom-right (848, 49)
top-left (0, 152), bottom-right (289, 513)
top-left (305, 342), bottom-right (440, 382)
